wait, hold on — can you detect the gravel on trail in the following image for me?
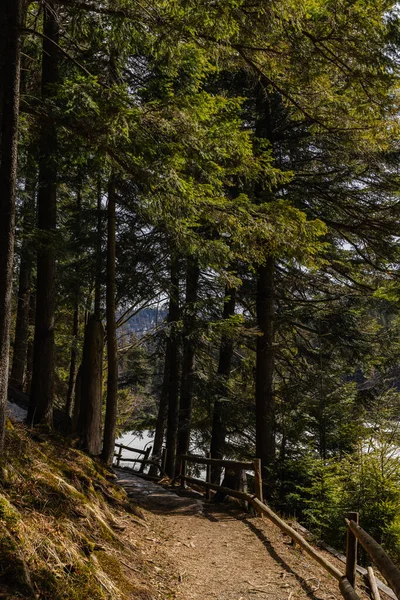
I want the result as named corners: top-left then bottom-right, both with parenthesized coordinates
top-left (115, 469), bottom-right (377, 600)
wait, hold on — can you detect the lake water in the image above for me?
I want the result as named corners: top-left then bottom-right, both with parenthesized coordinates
top-left (115, 430), bottom-right (154, 468)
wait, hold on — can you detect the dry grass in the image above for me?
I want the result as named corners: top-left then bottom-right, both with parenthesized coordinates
top-left (0, 421), bottom-right (167, 600)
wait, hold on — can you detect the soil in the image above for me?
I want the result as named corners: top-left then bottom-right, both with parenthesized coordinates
top-left (115, 469), bottom-right (390, 600)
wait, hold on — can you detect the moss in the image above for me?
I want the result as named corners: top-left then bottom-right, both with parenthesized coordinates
top-left (0, 526), bottom-right (32, 596)
top-left (0, 424), bottom-right (159, 600)
top-left (34, 560), bottom-right (104, 600)
top-left (0, 494), bottom-right (20, 529)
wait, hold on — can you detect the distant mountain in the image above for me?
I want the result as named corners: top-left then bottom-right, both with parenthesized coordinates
top-left (123, 307), bottom-right (167, 338)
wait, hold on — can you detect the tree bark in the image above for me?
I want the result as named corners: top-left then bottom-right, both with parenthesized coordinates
top-left (28, 1), bottom-right (59, 426)
top-left (176, 260), bottom-right (200, 463)
top-left (255, 256), bottom-right (276, 481)
top-left (0, 0), bottom-right (24, 450)
top-left (65, 189), bottom-right (82, 417)
top-left (78, 315), bottom-right (104, 454)
top-left (165, 254), bottom-right (180, 478)
top-left (148, 351), bottom-right (170, 476)
top-left (65, 302), bottom-right (79, 417)
top-left (102, 177), bottom-right (118, 465)
top-left (24, 292), bottom-right (35, 395)
top-left (94, 177), bottom-right (102, 321)
top-left (10, 152), bottom-right (36, 391)
top-left (210, 286), bottom-right (236, 484)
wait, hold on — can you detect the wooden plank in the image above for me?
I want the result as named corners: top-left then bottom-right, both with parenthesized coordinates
top-left (291, 523), bottom-right (397, 600)
top-left (367, 566), bottom-right (381, 600)
top-left (114, 443), bottom-right (147, 455)
top-left (114, 457), bottom-right (161, 468)
top-left (346, 518), bottom-right (400, 600)
top-left (346, 512), bottom-right (358, 588)
top-left (115, 445), bottom-right (123, 467)
top-left (139, 446), bottom-right (152, 473)
top-left (182, 476), bottom-right (252, 502)
top-left (179, 454), bottom-right (253, 470)
top-left (339, 577), bottom-right (362, 600)
top-left (253, 458), bottom-right (263, 512)
top-left (300, 529), bottom-right (396, 599)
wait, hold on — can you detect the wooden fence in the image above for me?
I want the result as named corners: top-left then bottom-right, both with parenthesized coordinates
top-left (176, 453), bottom-right (400, 600)
top-left (179, 453), bottom-right (263, 503)
top-left (113, 443), bottom-right (166, 476)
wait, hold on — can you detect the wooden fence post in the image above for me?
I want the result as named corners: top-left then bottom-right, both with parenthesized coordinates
top-left (206, 452), bottom-right (212, 500)
top-left (346, 512), bottom-right (359, 589)
top-left (139, 446), bottom-right (152, 473)
top-left (116, 445), bottom-right (122, 467)
top-left (161, 448), bottom-right (167, 474)
top-left (180, 457), bottom-right (186, 488)
top-left (253, 458), bottom-right (263, 516)
top-left (346, 517), bottom-right (400, 600)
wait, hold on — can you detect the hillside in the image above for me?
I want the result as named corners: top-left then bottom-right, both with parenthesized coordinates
top-left (0, 421), bottom-right (178, 600)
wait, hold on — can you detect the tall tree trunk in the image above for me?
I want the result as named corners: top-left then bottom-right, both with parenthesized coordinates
top-left (102, 177), bottom-right (118, 465)
top-left (255, 256), bottom-right (276, 481)
top-left (210, 286), bottom-right (236, 484)
top-left (65, 189), bottom-right (83, 417)
top-left (28, 2), bottom-right (59, 426)
top-left (78, 315), bottom-right (104, 454)
top-left (0, 0), bottom-right (23, 450)
top-left (94, 177), bottom-right (102, 321)
top-left (165, 254), bottom-right (180, 478)
top-left (65, 302), bottom-right (79, 417)
top-left (24, 292), bottom-right (36, 395)
top-left (176, 260), bottom-right (200, 463)
top-left (76, 182), bottom-right (104, 449)
top-left (148, 351), bottom-right (170, 476)
top-left (10, 159), bottom-right (35, 390)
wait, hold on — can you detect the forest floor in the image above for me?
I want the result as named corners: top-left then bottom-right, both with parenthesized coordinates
top-left (115, 469), bottom-right (387, 600)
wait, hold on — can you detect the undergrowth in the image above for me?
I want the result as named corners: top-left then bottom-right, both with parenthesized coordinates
top-left (0, 420), bottom-right (156, 599)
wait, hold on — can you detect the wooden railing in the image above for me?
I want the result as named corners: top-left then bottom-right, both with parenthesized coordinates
top-left (345, 516), bottom-right (400, 600)
top-left (179, 453), bottom-right (263, 504)
top-left (113, 443), bottom-right (167, 476)
top-left (176, 453), bottom-right (400, 600)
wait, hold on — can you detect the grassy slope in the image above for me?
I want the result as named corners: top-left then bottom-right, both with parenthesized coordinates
top-left (0, 421), bottom-right (174, 600)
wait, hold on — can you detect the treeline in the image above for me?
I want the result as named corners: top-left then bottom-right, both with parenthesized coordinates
top-left (2, 0), bottom-right (400, 556)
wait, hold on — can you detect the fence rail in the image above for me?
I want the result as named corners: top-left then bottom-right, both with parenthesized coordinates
top-left (113, 443), bottom-right (167, 476)
top-left (179, 453), bottom-right (263, 505)
top-left (346, 518), bottom-right (400, 600)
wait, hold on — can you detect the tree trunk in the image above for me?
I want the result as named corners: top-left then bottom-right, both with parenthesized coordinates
top-left (78, 315), bottom-right (104, 454)
top-left (72, 364), bottom-right (82, 433)
top-left (65, 189), bottom-right (82, 417)
top-left (28, 2), bottom-right (59, 426)
top-left (102, 177), bottom-right (118, 465)
top-left (24, 292), bottom-right (35, 395)
top-left (176, 260), bottom-right (200, 464)
top-left (94, 177), bottom-right (102, 321)
top-left (255, 256), bottom-right (276, 481)
top-left (65, 303), bottom-right (79, 417)
top-left (210, 286), bottom-right (236, 484)
top-left (0, 0), bottom-right (24, 450)
top-left (165, 254), bottom-right (180, 478)
top-left (10, 153), bottom-right (36, 390)
top-left (148, 351), bottom-right (170, 476)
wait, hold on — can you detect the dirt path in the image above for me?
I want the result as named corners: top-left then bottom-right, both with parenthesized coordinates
top-left (115, 469), bottom-right (375, 600)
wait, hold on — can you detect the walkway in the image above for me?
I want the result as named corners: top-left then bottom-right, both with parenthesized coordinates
top-left (115, 469), bottom-right (373, 600)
